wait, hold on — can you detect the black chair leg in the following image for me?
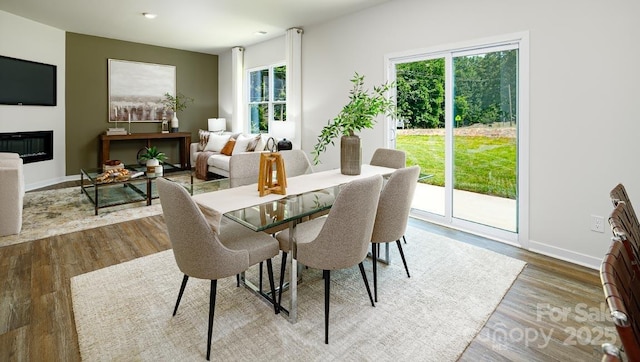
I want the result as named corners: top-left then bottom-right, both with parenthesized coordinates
top-left (266, 258), bottom-right (279, 314)
top-left (396, 239), bottom-right (410, 278)
top-left (372, 244), bottom-right (378, 302)
top-left (278, 252), bottom-right (288, 308)
top-left (324, 269), bottom-right (330, 344)
top-left (206, 280), bottom-right (217, 361)
top-left (236, 274), bottom-right (240, 287)
top-left (359, 262), bottom-right (375, 307)
top-left (173, 274), bottom-right (189, 316)
top-left (403, 234), bottom-right (407, 244)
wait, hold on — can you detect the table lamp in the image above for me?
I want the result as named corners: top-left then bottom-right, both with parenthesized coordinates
top-left (208, 118), bottom-right (227, 132)
top-left (271, 121), bottom-right (295, 151)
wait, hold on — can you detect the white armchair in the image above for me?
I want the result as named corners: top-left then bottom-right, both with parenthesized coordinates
top-left (0, 153), bottom-right (25, 236)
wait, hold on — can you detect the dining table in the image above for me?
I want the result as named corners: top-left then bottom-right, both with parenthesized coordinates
top-left (191, 164), bottom-right (396, 323)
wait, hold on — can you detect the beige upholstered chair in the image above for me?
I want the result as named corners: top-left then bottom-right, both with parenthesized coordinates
top-left (370, 148), bottom-right (406, 169)
top-left (370, 147), bottom-right (408, 247)
top-left (276, 175), bottom-right (383, 344)
top-left (229, 152), bottom-right (262, 188)
top-left (156, 177), bottom-right (279, 360)
top-left (370, 165), bottom-right (420, 301)
top-left (0, 153), bottom-right (24, 236)
top-left (229, 149), bottom-right (313, 188)
top-left (230, 149), bottom-right (314, 287)
top-left (280, 149), bottom-right (314, 176)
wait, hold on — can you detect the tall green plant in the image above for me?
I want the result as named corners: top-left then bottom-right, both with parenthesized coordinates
top-left (312, 73), bottom-right (396, 164)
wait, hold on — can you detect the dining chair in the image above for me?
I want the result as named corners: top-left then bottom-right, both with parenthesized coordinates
top-left (600, 239), bottom-right (640, 361)
top-left (230, 150), bottom-right (313, 188)
top-left (156, 177), bottom-right (279, 360)
top-left (280, 149), bottom-right (314, 176)
top-left (229, 152), bottom-right (263, 188)
top-left (370, 165), bottom-right (420, 302)
top-left (370, 148), bottom-right (406, 169)
top-left (610, 183), bottom-right (640, 255)
top-left (609, 201), bottom-right (640, 274)
top-left (601, 343), bottom-right (622, 362)
top-left (276, 175), bottom-right (383, 344)
top-left (231, 149), bottom-right (315, 288)
top-left (370, 147), bottom-right (410, 248)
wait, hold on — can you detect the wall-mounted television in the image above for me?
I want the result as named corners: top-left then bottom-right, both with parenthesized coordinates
top-left (0, 55), bottom-right (57, 106)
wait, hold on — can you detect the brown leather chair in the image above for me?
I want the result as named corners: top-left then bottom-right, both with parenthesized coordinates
top-left (609, 201), bottom-right (640, 275)
top-left (610, 184), bottom-right (640, 266)
top-left (600, 239), bottom-right (640, 361)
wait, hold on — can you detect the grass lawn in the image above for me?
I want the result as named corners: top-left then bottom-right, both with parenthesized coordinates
top-left (396, 134), bottom-right (517, 199)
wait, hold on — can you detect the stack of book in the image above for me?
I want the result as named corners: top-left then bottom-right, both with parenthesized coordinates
top-left (106, 128), bottom-right (127, 135)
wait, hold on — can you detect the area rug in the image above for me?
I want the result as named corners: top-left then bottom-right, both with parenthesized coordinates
top-left (0, 176), bottom-right (228, 248)
top-left (71, 225), bottom-right (526, 361)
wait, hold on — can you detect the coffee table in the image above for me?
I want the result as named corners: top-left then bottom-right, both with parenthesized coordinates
top-left (80, 167), bottom-right (197, 215)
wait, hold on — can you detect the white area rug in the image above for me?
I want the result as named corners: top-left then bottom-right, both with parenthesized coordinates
top-left (71, 225), bottom-right (526, 361)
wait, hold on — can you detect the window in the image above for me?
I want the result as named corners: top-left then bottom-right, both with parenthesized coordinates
top-left (248, 64), bottom-right (286, 133)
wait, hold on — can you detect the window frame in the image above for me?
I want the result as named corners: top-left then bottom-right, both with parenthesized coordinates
top-left (246, 63), bottom-right (286, 134)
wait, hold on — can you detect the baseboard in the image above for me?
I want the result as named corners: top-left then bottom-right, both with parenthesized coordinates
top-left (528, 239), bottom-right (601, 270)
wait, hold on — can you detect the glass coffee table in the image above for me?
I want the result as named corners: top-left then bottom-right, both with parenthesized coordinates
top-left (80, 166), bottom-right (227, 215)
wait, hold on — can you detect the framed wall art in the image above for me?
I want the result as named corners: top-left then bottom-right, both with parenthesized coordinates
top-left (108, 59), bottom-right (176, 123)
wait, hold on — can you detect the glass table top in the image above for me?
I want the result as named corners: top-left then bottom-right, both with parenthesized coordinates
top-left (224, 186), bottom-right (339, 232)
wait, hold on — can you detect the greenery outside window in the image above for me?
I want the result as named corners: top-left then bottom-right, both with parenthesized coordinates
top-left (248, 64), bottom-right (286, 133)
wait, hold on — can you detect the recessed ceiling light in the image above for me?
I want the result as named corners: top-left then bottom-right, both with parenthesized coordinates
top-left (143, 13), bottom-right (157, 19)
top-left (255, 31), bottom-right (267, 36)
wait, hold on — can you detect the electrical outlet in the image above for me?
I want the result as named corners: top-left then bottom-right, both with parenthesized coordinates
top-left (591, 215), bottom-right (605, 233)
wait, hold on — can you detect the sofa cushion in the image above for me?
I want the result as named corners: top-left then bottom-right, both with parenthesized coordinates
top-left (246, 134), bottom-right (262, 152)
top-left (208, 154), bottom-right (231, 170)
top-left (204, 134), bottom-right (231, 152)
top-left (197, 129), bottom-right (210, 150)
top-left (220, 138), bottom-right (236, 156)
top-left (233, 134), bottom-right (261, 155)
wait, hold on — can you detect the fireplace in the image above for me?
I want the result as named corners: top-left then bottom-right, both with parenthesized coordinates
top-left (0, 130), bottom-right (53, 164)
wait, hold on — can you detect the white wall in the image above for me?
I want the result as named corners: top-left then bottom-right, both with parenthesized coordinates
top-left (221, 0), bottom-right (640, 267)
top-left (0, 11), bottom-right (66, 190)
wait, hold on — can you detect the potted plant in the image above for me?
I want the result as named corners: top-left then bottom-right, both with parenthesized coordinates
top-left (139, 146), bottom-right (168, 176)
top-left (312, 72), bottom-right (396, 175)
top-left (161, 92), bottom-right (194, 132)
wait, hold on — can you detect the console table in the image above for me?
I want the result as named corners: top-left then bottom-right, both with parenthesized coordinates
top-left (99, 132), bottom-right (191, 170)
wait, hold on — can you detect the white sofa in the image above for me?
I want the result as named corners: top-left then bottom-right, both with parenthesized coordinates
top-left (0, 152), bottom-right (25, 236)
top-left (191, 132), bottom-right (267, 178)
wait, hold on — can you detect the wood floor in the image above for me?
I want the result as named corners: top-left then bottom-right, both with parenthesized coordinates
top-left (0, 213), bottom-right (611, 361)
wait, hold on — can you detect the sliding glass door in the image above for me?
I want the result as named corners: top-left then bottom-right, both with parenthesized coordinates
top-left (387, 34), bottom-right (528, 244)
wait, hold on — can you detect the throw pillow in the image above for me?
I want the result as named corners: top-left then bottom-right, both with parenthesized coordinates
top-left (220, 138), bottom-right (236, 156)
top-left (245, 134), bottom-right (262, 152)
top-left (232, 134), bottom-right (260, 155)
top-left (204, 134), bottom-right (231, 152)
top-left (198, 129), bottom-right (210, 151)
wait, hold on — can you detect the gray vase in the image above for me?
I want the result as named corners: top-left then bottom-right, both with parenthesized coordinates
top-left (340, 135), bottom-right (361, 175)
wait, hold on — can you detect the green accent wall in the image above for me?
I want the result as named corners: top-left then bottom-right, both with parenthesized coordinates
top-left (65, 33), bottom-right (218, 174)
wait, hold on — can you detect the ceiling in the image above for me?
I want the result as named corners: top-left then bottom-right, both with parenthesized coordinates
top-left (0, 0), bottom-right (391, 55)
